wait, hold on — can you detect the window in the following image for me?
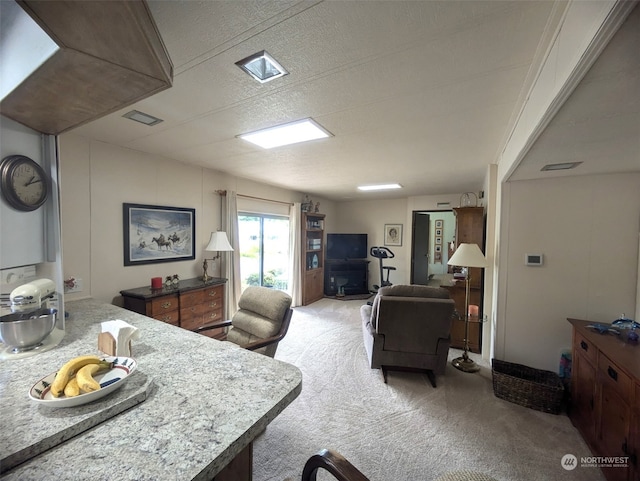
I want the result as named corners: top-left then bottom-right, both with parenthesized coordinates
top-left (238, 213), bottom-right (290, 292)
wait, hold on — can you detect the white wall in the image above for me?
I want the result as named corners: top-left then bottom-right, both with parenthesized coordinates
top-left (495, 172), bottom-right (640, 372)
top-left (58, 134), bottom-right (332, 305)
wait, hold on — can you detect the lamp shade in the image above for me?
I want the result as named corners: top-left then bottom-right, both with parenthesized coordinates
top-left (448, 243), bottom-right (487, 268)
top-left (205, 231), bottom-right (233, 252)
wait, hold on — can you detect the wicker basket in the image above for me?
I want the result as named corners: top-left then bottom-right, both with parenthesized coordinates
top-left (491, 359), bottom-right (565, 414)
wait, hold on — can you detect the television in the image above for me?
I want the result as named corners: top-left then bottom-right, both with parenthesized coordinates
top-left (326, 233), bottom-right (368, 260)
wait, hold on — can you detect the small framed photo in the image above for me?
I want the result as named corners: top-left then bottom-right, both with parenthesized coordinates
top-left (435, 237), bottom-right (442, 245)
top-left (435, 245), bottom-right (442, 252)
top-left (435, 228), bottom-right (442, 236)
top-left (384, 224), bottom-right (403, 246)
top-left (435, 219), bottom-right (443, 228)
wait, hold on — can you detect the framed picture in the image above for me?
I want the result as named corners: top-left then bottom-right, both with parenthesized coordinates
top-left (435, 245), bottom-right (442, 252)
top-left (123, 203), bottom-right (196, 266)
top-left (435, 237), bottom-right (442, 245)
top-left (384, 224), bottom-right (403, 246)
top-left (435, 219), bottom-right (443, 228)
top-left (435, 228), bottom-right (442, 236)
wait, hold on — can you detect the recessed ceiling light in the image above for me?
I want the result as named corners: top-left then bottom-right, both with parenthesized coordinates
top-left (122, 110), bottom-right (163, 126)
top-left (238, 118), bottom-right (331, 149)
top-left (357, 184), bottom-right (403, 191)
top-left (236, 50), bottom-right (288, 84)
top-left (541, 162), bottom-right (582, 171)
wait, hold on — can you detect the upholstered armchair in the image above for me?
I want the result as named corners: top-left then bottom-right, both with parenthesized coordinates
top-left (198, 286), bottom-right (293, 357)
top-left (360, 285), bottom-right (455, 386)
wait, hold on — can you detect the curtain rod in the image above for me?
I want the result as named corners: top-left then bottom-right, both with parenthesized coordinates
top-left (235, 193), bottom-right (293, 207)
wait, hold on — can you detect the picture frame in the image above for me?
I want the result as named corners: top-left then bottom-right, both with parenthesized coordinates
top-left (435, 228), bottom-right (442, 236)
top-left (435, 245), bottom-right (442, 252)
top-left (123, 203), bottom-right (196, 266)
top-left (384, 224), bottom-right (402, 246)
top-left (435, 219), bottom-right (443, 228)
top-left (435, 237), bottom-right (442, 245)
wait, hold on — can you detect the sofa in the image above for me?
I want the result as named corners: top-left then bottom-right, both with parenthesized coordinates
top-left (360, 285), bottom-right (455, 386)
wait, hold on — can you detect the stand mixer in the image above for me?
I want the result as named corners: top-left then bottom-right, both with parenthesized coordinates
top-left (0, 278), bottom-right (64, 358)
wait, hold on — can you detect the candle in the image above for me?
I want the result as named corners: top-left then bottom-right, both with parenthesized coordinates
top-left (151, 277), bottom-right (163, 289)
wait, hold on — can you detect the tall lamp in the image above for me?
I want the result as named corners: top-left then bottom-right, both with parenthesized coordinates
top-left (447, 242), bottom-right (487, 373)
top-left (202, 231), bottom-right (233, 282)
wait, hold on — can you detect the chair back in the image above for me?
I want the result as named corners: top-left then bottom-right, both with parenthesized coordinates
top-left (227, 286), bottom-right (292, 357)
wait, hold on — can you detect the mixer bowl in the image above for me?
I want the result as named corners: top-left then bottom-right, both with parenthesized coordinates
top-left (0, 308), bottom-right (57, 351)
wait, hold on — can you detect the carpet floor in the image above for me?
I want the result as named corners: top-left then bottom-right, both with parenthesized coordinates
top-left (253, 298), bottom-right (605, 481)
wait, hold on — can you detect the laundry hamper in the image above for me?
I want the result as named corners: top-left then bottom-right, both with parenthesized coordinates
top-left (491, 359), bottom-right (564, 414)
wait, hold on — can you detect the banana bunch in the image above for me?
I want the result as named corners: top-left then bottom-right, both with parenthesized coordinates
top-left (50, 355), bottom-right (113, 398)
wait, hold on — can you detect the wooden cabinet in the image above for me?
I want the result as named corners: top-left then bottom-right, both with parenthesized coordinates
top-left (121, 277), bottom-right (226, 338)
top-left (447, 207), bottom-right (485, 352)
top-left (568, 319), bottom-right (640, 480)
top-left (301, 213), bottom-right (325, 305)
top-left (2, 1), bottom-right (172, 135)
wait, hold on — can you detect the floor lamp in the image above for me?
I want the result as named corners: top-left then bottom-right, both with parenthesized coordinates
top-left (202, 231), bottom-right (233, 282)
top-left (447, 242), bottom-right (487, 373)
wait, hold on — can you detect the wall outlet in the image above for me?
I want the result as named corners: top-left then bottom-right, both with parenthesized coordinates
top-left (64, 277), bottom-right (83, 293)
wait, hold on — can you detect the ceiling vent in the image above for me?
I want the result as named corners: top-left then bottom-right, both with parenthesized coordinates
top-left (541, 162), bottom-right (582, 171)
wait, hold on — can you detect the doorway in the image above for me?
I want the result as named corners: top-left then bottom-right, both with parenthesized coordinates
top-left (410, 210), bottom-right (455, 285)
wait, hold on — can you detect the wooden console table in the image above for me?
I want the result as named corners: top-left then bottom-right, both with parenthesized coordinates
top-left (441, 281), bottom-right (482, 353)
top-left (568, 318), bottom-right (639, 481)
top-left (120, 277), bottom-right (227, 338)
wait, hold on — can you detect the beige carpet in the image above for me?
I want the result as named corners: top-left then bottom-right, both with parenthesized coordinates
top-left (253, 298), bottom-right (605, 481)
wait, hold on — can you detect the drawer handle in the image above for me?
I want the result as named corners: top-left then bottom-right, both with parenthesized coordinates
top-left (160, 315), bottom-right (172, 322)
top-left (580, 340), bottom-right (588, 351)
top-left (209, 312), bottom-right (219, 319)
top-left (607, 366), bottom-right (618, 381)
top-left (161, 302), bottom-right (172, 309)
top-left (210, 301), bottom-right (218, 308)
top-left (208, 291), bottom-right (217, 297)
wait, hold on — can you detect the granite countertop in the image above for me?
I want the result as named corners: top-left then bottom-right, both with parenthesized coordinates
top-left (119, 276), bottom-right (227, 299)
top-left (0, 298), bottom-right (302, 480)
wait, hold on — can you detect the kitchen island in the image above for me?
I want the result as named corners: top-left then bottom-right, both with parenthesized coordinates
top-left (0, 298), bottom-right (302, 480)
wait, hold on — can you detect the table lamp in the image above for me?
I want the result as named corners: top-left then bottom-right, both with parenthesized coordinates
top-left (447, 242), bottom-right (487, 373)
top-left (202, 231), bottom-right (233, 282)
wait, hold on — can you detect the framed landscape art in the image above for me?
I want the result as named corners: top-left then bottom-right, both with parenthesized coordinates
top-left (123, 203), bottom-right (196, 266)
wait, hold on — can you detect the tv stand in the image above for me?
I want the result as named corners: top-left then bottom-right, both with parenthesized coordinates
top-left (324, 259), bottom-right (370, 296)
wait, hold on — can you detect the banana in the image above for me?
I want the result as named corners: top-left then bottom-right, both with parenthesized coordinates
top-left (50, 355), bottom-right (102, 397)
top-left (76, 361), bottom-right (113, 393)
top-left (64, 377), bottom-right (80, 397)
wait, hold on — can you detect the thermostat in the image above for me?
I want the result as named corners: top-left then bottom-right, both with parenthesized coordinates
top-left (525, 254), bottom-right (544, 266)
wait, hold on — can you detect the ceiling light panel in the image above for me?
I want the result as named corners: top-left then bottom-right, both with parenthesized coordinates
top-left (236, 50), bottom-right (288, 84)
top-left (238, 118), bottom-right (331, 149)
top-left (357, 184), bottom-right (403, 191)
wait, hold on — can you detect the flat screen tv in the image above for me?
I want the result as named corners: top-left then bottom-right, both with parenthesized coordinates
top-left (326, 233), bottom-right (367, 260)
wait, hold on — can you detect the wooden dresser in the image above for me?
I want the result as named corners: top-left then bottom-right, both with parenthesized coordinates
top-left (442, 281), bottom-right (482, 353)
top-left (120, 277), bottom-right (226, 338)
top-left (568, 318), bottom-right (639, 481)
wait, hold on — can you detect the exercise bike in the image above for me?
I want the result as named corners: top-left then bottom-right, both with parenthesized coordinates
top-left (370, 246), bottom-right (395, 292)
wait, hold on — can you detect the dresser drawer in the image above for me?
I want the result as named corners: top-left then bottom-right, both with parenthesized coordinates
top-left (153, 310), bottom-right (180, 326)
top-left (598, 353), bottom-right (632, 399)
top-left (574, 331), bottom-right (597, 366)
top-left (150, 294), bottom-right (179, 317)
top-left (180, 308), bottom-right (223, 331)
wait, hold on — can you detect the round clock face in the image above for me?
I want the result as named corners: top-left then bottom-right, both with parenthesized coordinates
top-left (0, 155), bottom-right (50, 211)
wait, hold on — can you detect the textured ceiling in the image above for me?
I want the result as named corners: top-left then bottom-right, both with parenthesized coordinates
top-left (70, 1), bottom-right (639, 201)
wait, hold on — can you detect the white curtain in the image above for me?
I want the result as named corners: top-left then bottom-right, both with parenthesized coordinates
top-left (223, 191), bottom-right (241, 316)
top-left (289, 202), bottom-right (302, 307)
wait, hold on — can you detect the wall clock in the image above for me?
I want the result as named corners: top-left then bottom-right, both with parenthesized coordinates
top-left (0, 155), bottom-right (50, 211)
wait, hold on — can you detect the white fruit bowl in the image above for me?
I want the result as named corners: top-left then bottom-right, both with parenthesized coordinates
top-left (29, 356), bottom-right (137, 408)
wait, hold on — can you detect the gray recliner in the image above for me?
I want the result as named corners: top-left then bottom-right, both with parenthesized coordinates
top-left (198, 286), bottom-right (293, 357)
top-left (360, 284), bottom-right (455, 386)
